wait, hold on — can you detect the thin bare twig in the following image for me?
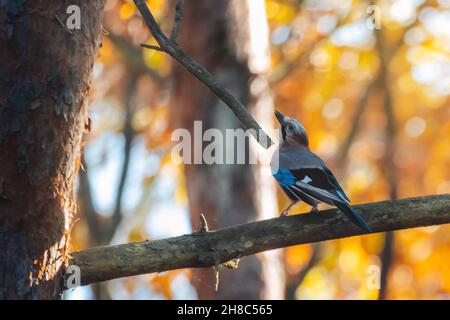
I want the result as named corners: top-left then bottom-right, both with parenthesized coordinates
top-left (140, 43), bottom-right (164, 52)
top-left (133, 0), bottom-right (274, 148)
top-left (170, 0), bottom-right (184, 42)
top-left (199, 213), bottom-right (209, 232)
top-left (213, 266), bottom-right (220, 292)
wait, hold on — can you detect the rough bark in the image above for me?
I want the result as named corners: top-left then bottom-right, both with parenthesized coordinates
top-left (0, 1), bottom-right (105, 299)
top-left (169, 0), bottom-right (283, 299)
top-left (68, 194), bottom-right (450, 287)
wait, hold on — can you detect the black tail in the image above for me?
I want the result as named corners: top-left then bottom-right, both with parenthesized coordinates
top-left (333, 201), bottom-right (372, 232)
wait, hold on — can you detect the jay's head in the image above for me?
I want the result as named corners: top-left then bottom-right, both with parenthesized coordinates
top-left (275, 110), bottom-right (309, 147)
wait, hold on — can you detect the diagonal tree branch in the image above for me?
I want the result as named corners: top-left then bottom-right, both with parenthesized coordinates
top-left (67, 194), bottom-right (450, 287)
top-left (170, 0), bottom-right (184, 42)
top-left (133, 0), bottom-right (274, 148)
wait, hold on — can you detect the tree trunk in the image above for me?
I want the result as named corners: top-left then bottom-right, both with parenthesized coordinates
top-left (171, 0), bottom-right (284, 299)
top-left (0, 1), bottom-right (105, 299)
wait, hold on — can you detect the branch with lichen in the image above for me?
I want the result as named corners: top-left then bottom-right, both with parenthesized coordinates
top-left (66, 194), bottom-right (450, 287)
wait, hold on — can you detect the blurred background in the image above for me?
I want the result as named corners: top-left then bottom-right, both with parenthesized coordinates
top-left (65, 0), bottom-right (450, 300)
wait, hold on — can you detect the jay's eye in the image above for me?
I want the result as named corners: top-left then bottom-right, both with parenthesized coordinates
top-left (286, 124), bottom-right (294, 131)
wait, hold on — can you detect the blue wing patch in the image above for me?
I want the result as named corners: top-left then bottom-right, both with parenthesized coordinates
top-left (273, 168), bottom-right (296, 187)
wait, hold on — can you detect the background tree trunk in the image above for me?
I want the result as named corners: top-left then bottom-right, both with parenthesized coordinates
top-left (171, 0), bottom-right (284, 299)
top-left (0, 0), bottom-right (105, 299)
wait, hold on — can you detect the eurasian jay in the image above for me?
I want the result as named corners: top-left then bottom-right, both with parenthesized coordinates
top-left (271, 110), bottom-right (372, 232)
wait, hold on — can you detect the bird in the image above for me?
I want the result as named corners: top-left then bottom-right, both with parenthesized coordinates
top-left (271, 110), bottom-right (372, 232)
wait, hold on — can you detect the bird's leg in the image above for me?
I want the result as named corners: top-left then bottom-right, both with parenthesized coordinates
top-left (310, 205), bottom-right (319, 213)
top-left (280, 201), bottom-right (296, 217)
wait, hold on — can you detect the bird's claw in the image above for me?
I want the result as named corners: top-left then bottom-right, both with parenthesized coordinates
top-left (280, 201), bottom-right (296, 217)
top-left (280, 210), bottom-right (289, 217)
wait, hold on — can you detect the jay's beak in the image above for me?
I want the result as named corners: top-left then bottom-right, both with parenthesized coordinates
top-left (274, 110), bottom-right (286, 125)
